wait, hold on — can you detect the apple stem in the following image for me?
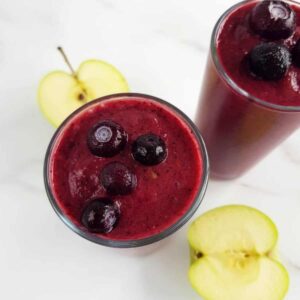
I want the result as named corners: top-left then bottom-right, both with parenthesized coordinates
top-left (57, 46), bottom-right (87, 102)
top-left (57, 46), bottom-right (77, 78)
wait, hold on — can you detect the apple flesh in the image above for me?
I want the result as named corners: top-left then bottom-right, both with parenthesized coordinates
top-left (38, 59), bottom-right (129, 127)
top-left (188, 205), bottom-right (289, 300)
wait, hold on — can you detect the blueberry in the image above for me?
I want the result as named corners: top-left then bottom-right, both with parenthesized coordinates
top-left (249, 0), bottom-right (296, 40)
top-left (100, 162), bottom-right (137, 195)
top-left (132, 134), bottom-right (167, 166)
top-left (81, 198), bottom-right (120, 233)
top-left (87, 120), bottom-right (127, 157)
top-left (248, 42), bottom-right (291, 80)
top-left (292, 39), bottom-right (300, 67)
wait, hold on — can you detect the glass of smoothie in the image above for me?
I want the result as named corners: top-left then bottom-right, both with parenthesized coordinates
top-left (196, 0), bottom-right (300, 179)
top-left (44, 93), bottom-right (209, 248)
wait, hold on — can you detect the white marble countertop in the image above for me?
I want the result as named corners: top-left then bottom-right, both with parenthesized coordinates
top-left (1, 0), bottom-right (300, 299)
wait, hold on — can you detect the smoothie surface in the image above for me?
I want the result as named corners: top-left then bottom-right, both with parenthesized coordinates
top-left (217, 0), bottom-right (300, 106)
top-left (49, 96), bottom-right (203, 240)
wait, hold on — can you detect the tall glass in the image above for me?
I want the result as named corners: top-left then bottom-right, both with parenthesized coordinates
top-left (196, 0), bottom-right (300, 180)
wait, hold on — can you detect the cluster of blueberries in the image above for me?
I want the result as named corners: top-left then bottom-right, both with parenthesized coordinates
top-left (247, 0), bottom-right (300, 80)
top-left (81, 120), bottom-right (167, 233)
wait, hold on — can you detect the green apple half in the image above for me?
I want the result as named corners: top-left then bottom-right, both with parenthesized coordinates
top-left (38, 59), bottom-right (129, 127)
top-left (188, 205), bottom-right (289, 300)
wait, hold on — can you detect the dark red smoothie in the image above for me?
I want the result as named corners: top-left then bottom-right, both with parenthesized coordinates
top-left (46, 94), bottom-right (207, 243)
top-left (196, 0), bottom-right (300, 179)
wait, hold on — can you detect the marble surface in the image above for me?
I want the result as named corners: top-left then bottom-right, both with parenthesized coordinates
top-left (1, 0), bottom-right (300, 299)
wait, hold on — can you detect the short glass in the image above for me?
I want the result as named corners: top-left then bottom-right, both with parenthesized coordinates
top-left (196, 0), bottom-right (300, 180)
top-left (44, 93), bottom-right (209, 248)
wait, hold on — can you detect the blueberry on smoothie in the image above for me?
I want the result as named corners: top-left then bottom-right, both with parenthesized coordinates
top-left (292, 39), bottom-right (300, 67)
top-left (81, 198), bottom-right (120, 233)
top-left (132, 133), bottom-right (167, 166)
top-left (249, 0), bottom-right (296, 40)
top-left (87, 120), bottom-right (128, 157)
top-left (100, 162), bottom-right (137, 195)
top-left (248, 42), bottom-right (291, 80)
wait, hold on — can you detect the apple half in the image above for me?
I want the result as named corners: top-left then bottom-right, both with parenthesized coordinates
top-left (188, 205), bottom-right (289, 300)
top-left (38, 59), bottom-right (129, 127)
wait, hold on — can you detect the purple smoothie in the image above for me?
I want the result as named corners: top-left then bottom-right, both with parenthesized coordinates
top-left (46, 94), bottom-right (207, 243)
top-left (196, 0), bottom-right (300, 179)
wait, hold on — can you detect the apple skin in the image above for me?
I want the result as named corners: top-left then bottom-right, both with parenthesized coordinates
top-left (187, 205), bottom-right (289, 300)
top-left (38, 59), bottom-right (129, 127)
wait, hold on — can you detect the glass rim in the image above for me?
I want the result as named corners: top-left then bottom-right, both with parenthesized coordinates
top-left (211, 0), bottom-right (300, 112)
top-left (44, 92), bottom-right (209, 248)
